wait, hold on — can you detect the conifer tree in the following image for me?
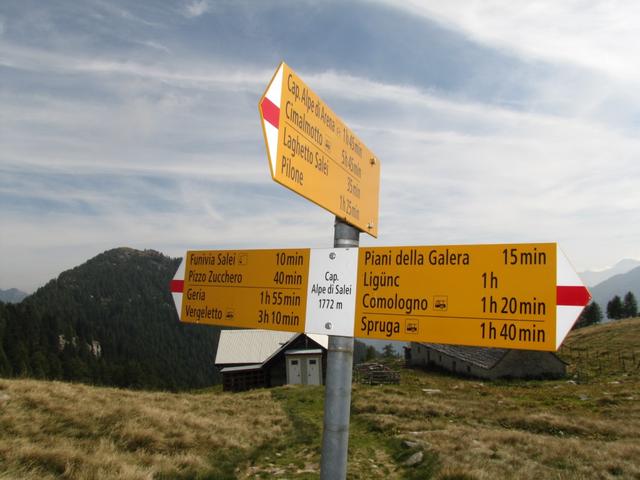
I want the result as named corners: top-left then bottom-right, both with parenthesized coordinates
top-left (622, 291), bottom-right (638, 318)
top-left (365, 345), bottom-right (378, 361)
top-left (607, 295), bottom-right (624, 320)
top-left (575, 301), bottom-right (603, 328)
top-left (382, 344), bottom-right (396, 359)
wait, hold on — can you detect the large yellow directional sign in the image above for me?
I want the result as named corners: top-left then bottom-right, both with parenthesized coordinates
top-left (259, 62), bottom-right (380, 237)
top-left (354, 243), bottom-right (588, 351)
top-left (170, 244), bottom-right (590, 350)
top-left (176, 249), bottom-right (310, 333)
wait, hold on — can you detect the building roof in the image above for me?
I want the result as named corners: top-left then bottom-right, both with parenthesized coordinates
top-left (215, 329), bottom-right (328, 366)
top-left (285, 349), bottom-right (324, 355)
top-left (219, 364), bottom-right (263, 373)
top-left (215, 330), bottom-right (294, 365)
top-left (419, 343), bottom-right (509, 369)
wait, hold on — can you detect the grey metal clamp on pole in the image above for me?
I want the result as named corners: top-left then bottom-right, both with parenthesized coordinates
top-left (319, 217), bottom-right (359, 480)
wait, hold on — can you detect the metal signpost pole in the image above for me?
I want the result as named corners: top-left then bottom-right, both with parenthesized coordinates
top-left (320, 217), bottom-right (359, 480)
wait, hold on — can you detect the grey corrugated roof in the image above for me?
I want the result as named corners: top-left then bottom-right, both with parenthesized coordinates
top-left (215, 330), bottom-right (296, 365)
top-left (215, 330), bottom-right (329, 365)
top-left (420, 343), bottom-right (508, 369)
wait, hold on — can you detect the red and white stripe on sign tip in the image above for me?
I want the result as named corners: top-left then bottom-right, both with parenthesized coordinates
top-left (556, 245), bottom-right (591, 349)
top-left (170, 258), bottom-right (186, 315)
top-left (259, 63), bottom-right (284, 176)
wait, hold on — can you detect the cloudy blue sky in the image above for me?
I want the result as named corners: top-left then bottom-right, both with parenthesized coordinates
top-left (1, 0), bottom-right (639, 293)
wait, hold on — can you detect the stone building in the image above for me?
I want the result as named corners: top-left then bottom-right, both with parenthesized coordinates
top-left (408, 342), bottom-right (566, 380)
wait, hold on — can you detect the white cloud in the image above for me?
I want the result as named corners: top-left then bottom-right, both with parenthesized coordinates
top-left (2, 10), bottom-right (639, 293)
top-left (184, 0), bottom-right (210, 18)
top-left (91, 0), bottom-right (162, 27)
top-left (4, 63), bottom-right (639, 289)
top-left (0, 42), bottom-right (269, 92)
top-left (138, 40), bottom-right (171, 54)
top-left (378, 0), bottom-right (640, 82)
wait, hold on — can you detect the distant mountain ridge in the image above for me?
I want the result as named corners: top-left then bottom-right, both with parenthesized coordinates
top-left (0, 288), bottom-right (29, 304)
top-left (579, 259), bottom-right (640, 287)
top-left (589, 266), bottom-right (640, 318)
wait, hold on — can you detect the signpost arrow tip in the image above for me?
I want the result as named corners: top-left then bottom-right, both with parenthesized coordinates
top-left (170, 258), bottom-right (186, 318)
top-left (258, 63), bottom-right (284, 178)
top-left (556, 246), bottom-right (591, 349)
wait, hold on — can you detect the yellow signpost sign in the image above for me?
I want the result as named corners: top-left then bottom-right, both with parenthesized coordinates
top-left (259, 62), bottom-right (380, 237)
top-left (354, 243), bottom-right (590, 351)
top-left (171, 247), bottom-right (361, 337)
top-left (170, 243), bottom-right (590, 351)
top-left (175, 249), bottom-right (310, 333)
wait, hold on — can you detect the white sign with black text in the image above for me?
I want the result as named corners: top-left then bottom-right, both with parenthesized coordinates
top-left (304, 248), bottom-right (359, 336)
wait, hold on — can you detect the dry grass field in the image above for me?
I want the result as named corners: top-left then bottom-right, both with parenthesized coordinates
top-left (0, 381), bottom-right (288, 479)
top-left (1, 318), bottom-right (639, 479)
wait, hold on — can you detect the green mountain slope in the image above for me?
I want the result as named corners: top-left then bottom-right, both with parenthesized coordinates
top-left (0, 248), bottom-right (220, 390)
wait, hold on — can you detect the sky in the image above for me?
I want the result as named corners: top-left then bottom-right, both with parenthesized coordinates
top-left (1, 0), bottom-right (639, 293)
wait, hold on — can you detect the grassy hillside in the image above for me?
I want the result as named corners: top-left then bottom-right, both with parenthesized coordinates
top-left (559, 317), bottom-right (640, 380)
top-left (1, 319), bottom-right (639, 479)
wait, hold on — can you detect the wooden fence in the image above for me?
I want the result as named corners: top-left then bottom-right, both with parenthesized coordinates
top-left (353, 363), bottom-right (400, 385)
top-left (558, 344), bottom-right (640, 381)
